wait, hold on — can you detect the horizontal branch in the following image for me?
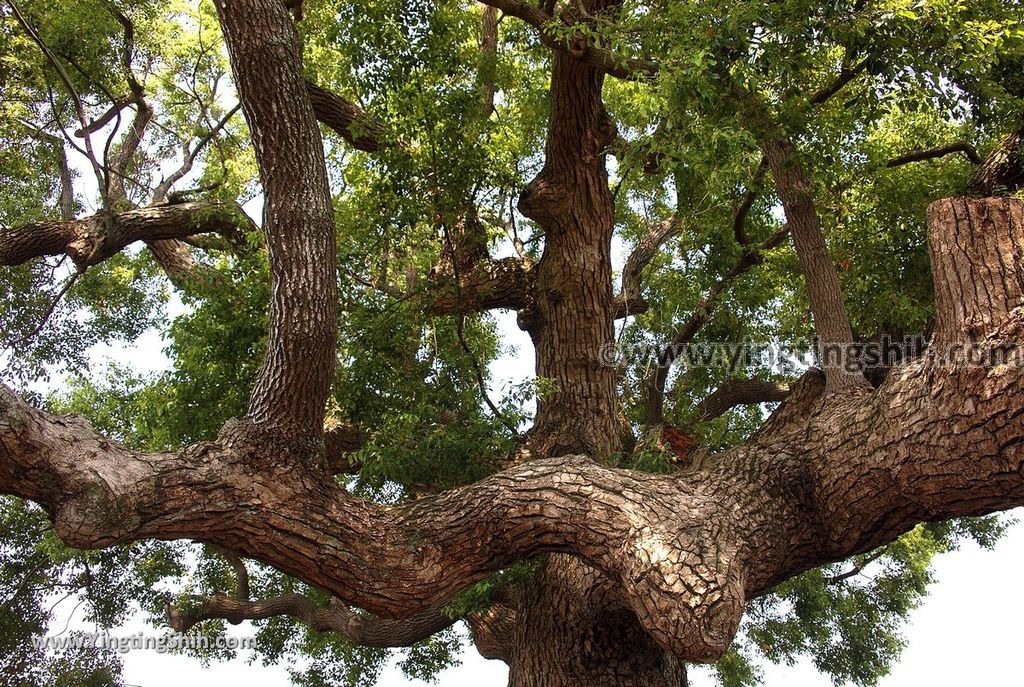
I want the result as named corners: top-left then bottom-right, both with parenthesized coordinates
top-left (0, 200), bottom-right (255, 269)
top-left (168, 592), bottom-right (455, 647)
top-left (886, 142), bottom-right (981, 168)
top-left (3, 199), bottom-right (1023, 665)
top-left (423, 256), bottom-right (535, 316)
top-left (692, 379), bottom-right (790, 424)
top-left (4, 302), bottom-right (1023, 661)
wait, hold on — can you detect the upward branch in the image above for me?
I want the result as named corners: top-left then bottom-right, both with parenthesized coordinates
top-left (215, 0), bottom-right (338, 448)
top-left (762, 135), bottom-right (866, 392)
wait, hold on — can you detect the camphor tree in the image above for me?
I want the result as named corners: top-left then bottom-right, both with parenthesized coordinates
top-left (1, 0), bottom-right (1024, 685)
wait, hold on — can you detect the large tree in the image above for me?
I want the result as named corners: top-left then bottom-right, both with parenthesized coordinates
top-left (1, 0), bottom-right (1024, 685)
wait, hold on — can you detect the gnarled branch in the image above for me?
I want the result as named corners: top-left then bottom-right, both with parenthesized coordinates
top-left (0, 201), bottom-right (254, 269)
top-left (169, 592), bottom-right (455, 647)
top-left (616, 217), bottom-right (682, 318)
top-left (692, 379), bottom-right (791, 424)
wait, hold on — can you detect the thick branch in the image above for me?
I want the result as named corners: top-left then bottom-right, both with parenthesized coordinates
top-left (692, 379), bottom-right (790, 424)
top-left (762, 136), bottom-right (866, 392)
top-left (808, 57), bottom-right (870, 106)
top-left (216, 0), bottom-right (338, 445)
top-left (969, 126), bottom-right (1024, 197)
top-left (305, 82), bottom-right (390, 153)
top-left (0, 201), bottom-right (253, 269)
top-left (479, 5), bottom-right (500, 115)
top-left (106, 99), bottom-right (154, 206)
top-left (616, 217), bottom-right (682, 317)
top-left (5, 255), bottom-right (1023, 660)
top-left (323, 420), bottom-right (367, 475)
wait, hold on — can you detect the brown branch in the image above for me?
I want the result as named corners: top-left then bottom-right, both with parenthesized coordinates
top-left (762, 135), bottom-right (866, 393)
top-left (18, 122), bottom-right (75, 220)
top-left (168, 592), bottom-right (456, 647)
top-left (8, 269), bottom-right (84, 347)
top-left (825, 550), bottom-right (885, 584)
top-left (616, 217), bottom-right (682, 319)
top-left (733, 158), bottom-right (768, 246)
top-left (692, 379), bottom-right (791, 424)
top-left (206, 544), bottom-right (251, 603)
top-left (323, 420), bottom-right (367, 475)
top-left (0, 200), bottom-right (255, 269)
top-left (169, 539), bottom-right (456, 645)
top-left (808, 56), bottom-right (871, 106)
top-left (305, 82), bottom-right (390, 153)
top-left (479, 4), bottom-right (500, 116)
top-left (106, 99), bottom-right (154, 207)
top-left (886, 142), bottom-right (981, 168)
top-left (423, 257), bottom-right (535, 316)
top-left (968, 126), bottom-right (1024, 197)
top-left (73, 99), bottom-right (130, 138)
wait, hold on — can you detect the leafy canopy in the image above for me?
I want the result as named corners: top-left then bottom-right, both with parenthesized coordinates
top-left (1, 0), bottom-right (1022, 684)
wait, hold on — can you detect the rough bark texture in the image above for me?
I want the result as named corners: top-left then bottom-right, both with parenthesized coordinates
top-left (3, 198), bottom-right (1023, 675)
top-left (214, 0), bottom-right (338, 448)
top-left (969, 125), bottom-right (1024, 197)
top-left (763, 136), bottom-right (867, 392)
top-left (306, 82), bottom-right (389, 153)
top-left (505, 558), bottom-right (688, 687)
top-left (692, 379), bottom-right (791, 424)
top-left (927, 198), bottom-right (1024, 346)
top-left (4, 0), bottom-right (1024, 682)
top-left (517, 33), bottom-right (620, 460)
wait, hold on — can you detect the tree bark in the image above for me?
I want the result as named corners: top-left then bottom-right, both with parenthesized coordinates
top-left (762, 136), bottom-right (867, 392)
top-left (214, 0), bottom-right (338, 451)
top-left (505, 558), bottom-right (688, 687)
top-left (3, 199), bottom-right (1021, 674)
top-left (0, 201), bottom-right (250, 269)
top-left (517, 40), bottom-right (620, 460)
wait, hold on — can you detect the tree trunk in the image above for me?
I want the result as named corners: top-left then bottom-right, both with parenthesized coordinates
top-left (499, 9), bottom-right (683, 677)
top-left (517, 45), bottom-right (620, 460)
top-left (215, 0), bottom-right (338, 452)
top-left (505, 558), bottom-right (688, 687)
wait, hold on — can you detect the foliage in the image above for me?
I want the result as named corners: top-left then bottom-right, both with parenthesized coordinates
top-left (1, 0), bottom-right (1023, 684)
